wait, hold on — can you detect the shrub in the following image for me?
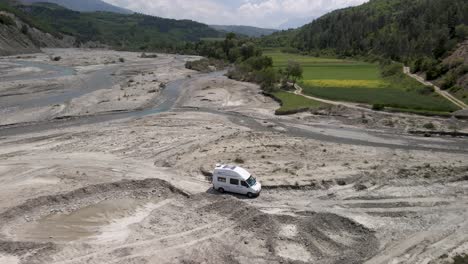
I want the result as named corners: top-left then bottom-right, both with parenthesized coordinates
top-left (256, 68), bottom-right (278, 93)
top-left (234, 157), bottom-right (245, 164)
top-left (453, 254), bottom-right (468, 264)
top-left (0, 14), bottom-right (14, 26)
top-left (336, 180), bottom-right (347, 186)
top-left (141, 53), bottom-right (158, 58)
top-left (441, 73), bottom-right (457, 90)
top-left (372, 104), bottom-right (385, 111)
top-left (426, 64), bottom-right (449, 80)
top-left (280, 47), bottom-right (300, 54)
top-left (52, 56), bottom-right (61, 61)
top-left (410, 58), bottom-right (423, 73)
top-left (381, 63), bottom-right (401, 77)
top-left (20, 24), bottom-right (28, 34)
top-left (423, 122), bottom-right (436, 130)
top-left (455, 24), bottom-right (468, 40)
top-left (119, 58), bottom-right (125, 63)
top-left (449, 85), bottom-right (462, 93)
top-left (354, 184), bottom-right (368, 191)
top-left (185, 58), bottom-right (226, 73)
top-left (242, 56), bottom-right (273, 71)
top-left (459, 65), bottom-right (468, 75)
top-left (448, 58), bottom-right (464, 69)
top-left (418, 86), bottom-right (435, 95)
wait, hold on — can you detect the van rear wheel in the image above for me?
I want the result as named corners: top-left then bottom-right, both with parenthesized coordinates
top-left (218, 188), bottom-right (225, 193)
top-left (247, 192), bottom-right (254, 198)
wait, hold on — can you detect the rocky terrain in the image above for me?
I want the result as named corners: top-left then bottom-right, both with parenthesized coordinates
top-left (440, 40), bottom-right (468, 105)
top-left (0, 12), bottom-right (74, 56)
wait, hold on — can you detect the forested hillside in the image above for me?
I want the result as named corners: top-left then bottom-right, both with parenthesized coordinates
top-left (261, 0), bottom-right (468, 103)
top-left (292, 0), bottom-right (468, 60)
top-left (0, 0), bottom-right (222, 53)
top-left (19, 0), bottom-right (132, 14)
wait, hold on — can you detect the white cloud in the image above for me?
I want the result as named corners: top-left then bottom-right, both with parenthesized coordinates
top-left (103, 0), bottom-right (369, 28)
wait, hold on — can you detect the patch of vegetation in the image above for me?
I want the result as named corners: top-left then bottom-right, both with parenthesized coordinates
top-left (453, 254), bottom-right (468, 264)
top-left (423, 122), bottom-right (436, 130)
top-left (372, 104), bottom-right (385, 111)
top-left (0, 13), bottom-right (14, 25)
top-left (234, 157), bottom-right (245, 164)
top-left (20, 24), bottom-right (28, 34)
top-left (272, 91), bottom-right (324, 115)
top-left (185, 58), bottom-right (227, 73)
top-left (0, 2), bottom-right (58, 36)
top-left (140, 52), bottom-right (158, 58)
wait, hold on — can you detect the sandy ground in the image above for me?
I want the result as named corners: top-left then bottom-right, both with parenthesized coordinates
top-left (0, 49), bottom-right (467, 264)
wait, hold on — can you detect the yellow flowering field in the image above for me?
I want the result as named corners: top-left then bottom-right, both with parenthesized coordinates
top-left (303, 79), bottom-right (387, 88)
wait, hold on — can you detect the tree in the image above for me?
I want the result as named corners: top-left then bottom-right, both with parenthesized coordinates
top-left (20, 24), bottom-right (28, 34)
top-left (257, 68), bottom-right (278, 92)
top-left (243, 56), bottom-right (273, 71)
top-left (455, 25), bottom-right (468, 40)
top-left (285, 61), bottom-right (303, 85)
top-left (240, 42), bottom-right (256, 60)
top-left (226, 32), bottom-right (236, 40)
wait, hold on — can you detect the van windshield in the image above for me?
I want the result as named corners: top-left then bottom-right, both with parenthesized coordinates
top-left (246, 176), bottom-right (256, 186)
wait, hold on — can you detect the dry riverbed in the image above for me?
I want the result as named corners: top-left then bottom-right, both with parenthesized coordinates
top-left (0, 49), bottom-right (198, 125)
top-left (0, 49), bottom-right (467, 264)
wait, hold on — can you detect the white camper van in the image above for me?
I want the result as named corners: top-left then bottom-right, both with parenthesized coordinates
top-left (212, 164), bottom-right (261, 198)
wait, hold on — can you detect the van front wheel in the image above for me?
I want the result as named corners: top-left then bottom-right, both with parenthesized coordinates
top-left (247, 192), bottom-right (254, 198)
top-left (218, 188), bottom-right (225, 193)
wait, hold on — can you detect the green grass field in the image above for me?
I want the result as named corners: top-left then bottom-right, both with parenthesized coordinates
top-left (264, 50), bottom-right (458, 113)
top-left (272, 91), bottom-right (325, 114)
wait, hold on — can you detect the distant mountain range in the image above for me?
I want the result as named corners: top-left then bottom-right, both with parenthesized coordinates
top-left (210, 25), bottom-right (278, 38)
top-left (18, 0), bottom-right (132, 13)
top-left (277, 17), bottom-right (314, 30)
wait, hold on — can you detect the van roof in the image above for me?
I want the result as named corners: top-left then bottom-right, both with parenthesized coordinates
top-left (214, 164), bottom-right (251, 180)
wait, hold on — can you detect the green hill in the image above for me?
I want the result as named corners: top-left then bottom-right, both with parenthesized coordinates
top-left (291, 0), bottom-right (468, 60)
top-left (261, 0), bottom-right (468, 105)
top-left (0, 0), bottom-right (222, 52)
top-left (19, 0), bottom-right (132, 14)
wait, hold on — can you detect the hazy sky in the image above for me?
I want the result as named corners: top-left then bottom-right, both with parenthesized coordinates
top-left (103, 0), bottom-right (369, 28)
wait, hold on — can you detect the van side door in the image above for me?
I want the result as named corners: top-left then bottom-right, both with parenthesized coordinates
top-left (240, 180), bottom-right (249, 195)
top-left (229, 178), bottom-right (240, 193)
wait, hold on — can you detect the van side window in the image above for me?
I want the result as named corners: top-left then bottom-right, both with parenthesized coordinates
top-left (230, 179), bottom-right (239, 185)
top-left (241, 181), bottom-right (248, 187)
top-left (218, 177), bottom-right (226, 183)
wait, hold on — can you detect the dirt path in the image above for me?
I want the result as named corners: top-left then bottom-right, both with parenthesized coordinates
top-left (403, 66), bottom-right (467, 110)
top-left (293, 84), bottom-right (367, 110)
top-left (292, 84), bottom-right (450, 119)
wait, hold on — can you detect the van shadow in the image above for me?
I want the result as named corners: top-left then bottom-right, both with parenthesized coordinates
top-left (206, 187), bottom-right (256, 200)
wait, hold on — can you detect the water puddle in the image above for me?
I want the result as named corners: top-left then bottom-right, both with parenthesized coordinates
top-left (0, 61), bottom-right (75, 82)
